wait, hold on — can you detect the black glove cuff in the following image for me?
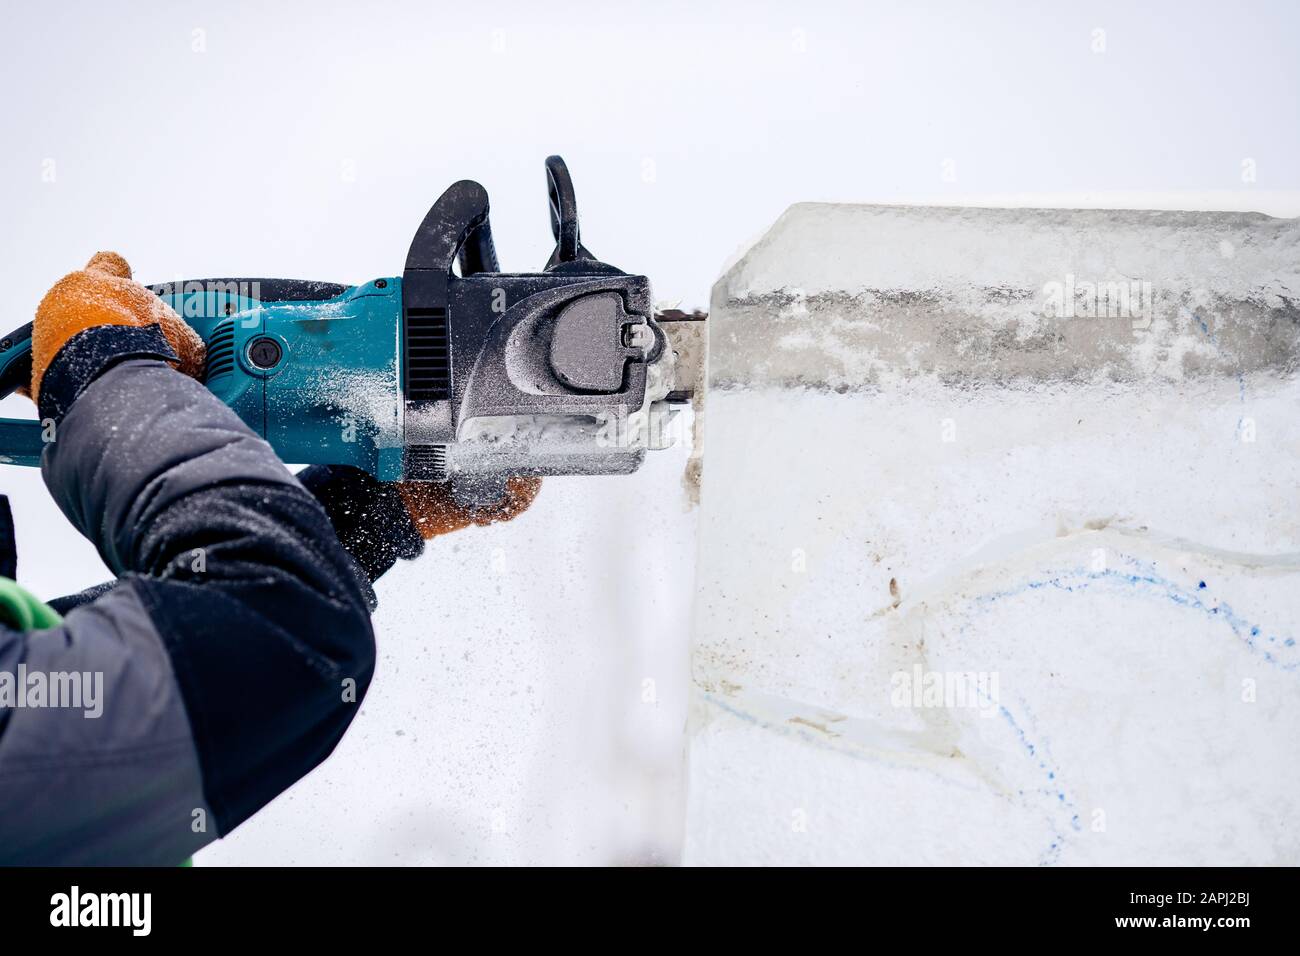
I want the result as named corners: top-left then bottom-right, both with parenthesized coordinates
top-left (296, 465), bottom-right (424, 585)
top-left (38, 323), bottom-right (178, 424)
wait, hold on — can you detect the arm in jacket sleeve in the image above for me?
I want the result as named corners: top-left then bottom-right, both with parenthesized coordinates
top-left (0, 301), bottom-right (375, 864)
top-left (48, 456), bottom-right (542, 615)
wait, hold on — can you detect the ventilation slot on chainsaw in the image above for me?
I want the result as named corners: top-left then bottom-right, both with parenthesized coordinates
top-left (404, 444), bottom-right (448, 480)
top-left (405, 307), bottom-right (450, 401)
top-left (204, 320), bottom-right (236, 382)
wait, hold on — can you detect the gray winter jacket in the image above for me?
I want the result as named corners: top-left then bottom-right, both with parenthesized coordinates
top-left (0, 324), bottom-right (422, 865)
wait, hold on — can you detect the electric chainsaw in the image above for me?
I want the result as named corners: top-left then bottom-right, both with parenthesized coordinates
top-left (0, 157), bottom-right (703, 504)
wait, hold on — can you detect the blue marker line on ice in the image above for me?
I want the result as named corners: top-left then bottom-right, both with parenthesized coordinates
top-left (971, 557), bottom-right (1297, 672)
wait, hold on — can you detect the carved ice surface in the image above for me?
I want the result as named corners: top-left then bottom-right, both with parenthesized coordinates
top-left (687, 203), bottom-right (1300, 865)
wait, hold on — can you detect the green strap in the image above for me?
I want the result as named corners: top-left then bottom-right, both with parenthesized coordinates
top-left (0, 577), bottom-right (62, 630)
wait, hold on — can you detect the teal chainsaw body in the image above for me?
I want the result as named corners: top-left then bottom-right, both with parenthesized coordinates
top-left (0, 278), bottom-right (404, 477)
top-left (0, 158), bottom-right (691, 501)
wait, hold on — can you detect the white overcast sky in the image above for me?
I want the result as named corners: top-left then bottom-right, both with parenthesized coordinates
top-left (0, 0), bottom-right (1296, 313)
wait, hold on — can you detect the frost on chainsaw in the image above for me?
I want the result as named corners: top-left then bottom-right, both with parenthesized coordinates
top-left (687, 203), bottom-right (1300, 865)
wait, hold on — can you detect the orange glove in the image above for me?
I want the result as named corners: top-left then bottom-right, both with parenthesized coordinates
top-left (29, 251), bottom-right (205, 402)
top-left (397, 476), bottom-right (542, 539)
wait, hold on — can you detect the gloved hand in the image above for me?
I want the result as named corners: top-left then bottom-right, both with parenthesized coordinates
top-left (397, 476), bottom-right (542, 538)
top-left (298, 466), bottom-right (541, 587)
top-left (29, 251), bottom-right (205, 405)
